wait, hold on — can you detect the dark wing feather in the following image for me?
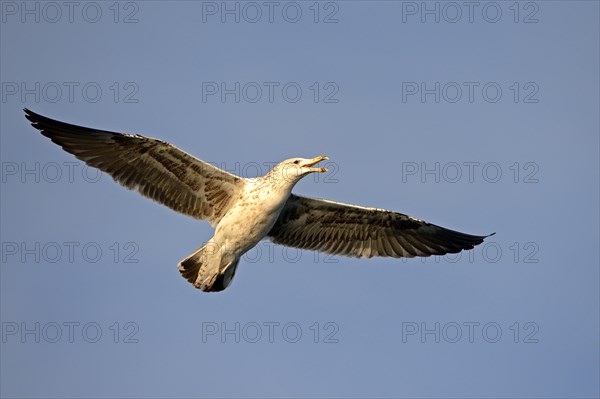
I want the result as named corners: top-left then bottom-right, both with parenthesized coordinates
top-left (268, 194), bottom-right (493, 258)
top-left (25, 108), bottom-right (244, 225)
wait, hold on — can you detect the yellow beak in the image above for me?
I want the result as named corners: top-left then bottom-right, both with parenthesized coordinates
top-left (305, 155), bottom-right (329, 172)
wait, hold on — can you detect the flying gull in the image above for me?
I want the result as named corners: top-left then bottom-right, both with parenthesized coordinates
top-left (25, 109), bottom-right (493, 292)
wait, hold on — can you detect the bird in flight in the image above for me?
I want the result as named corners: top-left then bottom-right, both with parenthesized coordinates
top-left (25, 109), bottom-right (493, 292)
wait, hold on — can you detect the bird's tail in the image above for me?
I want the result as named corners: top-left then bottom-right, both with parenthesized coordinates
top-left (177, 243), bottom-right (240, 292)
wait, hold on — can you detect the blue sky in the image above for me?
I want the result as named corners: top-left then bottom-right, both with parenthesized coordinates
top-left (1, 1), bottom-right (598, 398)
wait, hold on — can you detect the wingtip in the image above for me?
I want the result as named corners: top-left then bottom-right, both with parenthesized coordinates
top-left (24, 108), bottom-right (39, 124)
top-left (24, 109), bottom-right (54, 131)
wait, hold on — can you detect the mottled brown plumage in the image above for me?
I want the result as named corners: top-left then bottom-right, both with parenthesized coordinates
top-left (25, 108), bottom-right (492, 292)
top-left (269, 195), bottom-right (490, 258)
top-left (25, 109), bottom-right (242, 226)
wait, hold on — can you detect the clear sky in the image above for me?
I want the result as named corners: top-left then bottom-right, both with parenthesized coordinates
top-left (1, 1), bottom-right (598, 398)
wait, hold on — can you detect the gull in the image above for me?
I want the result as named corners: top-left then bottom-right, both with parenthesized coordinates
top-left (25, 109), bottom-right (493, 292)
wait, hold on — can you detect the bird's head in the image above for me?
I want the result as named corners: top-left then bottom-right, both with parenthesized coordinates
top-left (268, 156), bottom-right (329, 185)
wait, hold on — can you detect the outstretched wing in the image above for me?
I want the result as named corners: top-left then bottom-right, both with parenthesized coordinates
top-left (268, 194), bottom-right (493, 258)
top-left (25, 108), bottom-right (245, 225)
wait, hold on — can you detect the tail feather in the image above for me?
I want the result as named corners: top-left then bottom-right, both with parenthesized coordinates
top-left (177, 244), bottom-right (240, 292)
top-left (178, 246), bottom-right (206, 285)
top-left (217, 259), bottom-right (240, 290)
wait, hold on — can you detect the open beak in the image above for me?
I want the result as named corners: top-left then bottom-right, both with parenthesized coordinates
top-left (304, 155), bottom-right (329, 173)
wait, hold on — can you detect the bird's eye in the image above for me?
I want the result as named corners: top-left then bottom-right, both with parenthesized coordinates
top-left (293, 160), bottom-right (299, 164)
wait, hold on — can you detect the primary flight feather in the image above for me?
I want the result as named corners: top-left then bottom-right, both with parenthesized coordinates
top-left (25, 109), bottom-right (492, 292)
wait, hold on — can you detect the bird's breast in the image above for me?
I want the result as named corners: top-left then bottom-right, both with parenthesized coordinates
top-left (214, 184), bottom-right (290, 253)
